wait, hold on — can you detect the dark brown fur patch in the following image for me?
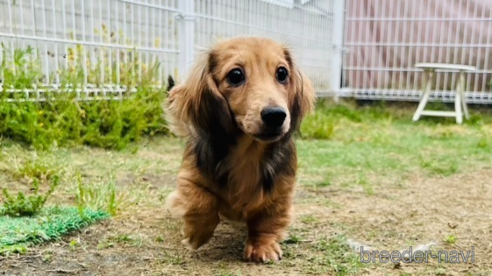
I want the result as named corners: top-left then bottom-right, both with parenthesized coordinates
top-left (261, 137), bottom-right (296, 192)
top-left (289, 85), bottom-right (304, 132)
top-left (190, 88), bottom-right (237, 181)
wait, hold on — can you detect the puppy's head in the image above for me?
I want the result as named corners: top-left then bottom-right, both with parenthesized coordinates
top-left (167, 37), bottom-right (315, 142)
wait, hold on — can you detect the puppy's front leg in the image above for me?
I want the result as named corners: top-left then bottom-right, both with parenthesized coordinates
top-left (244, 194), bottom-right (293, 262)
top-left (166, 176), bottom-right (220, 250)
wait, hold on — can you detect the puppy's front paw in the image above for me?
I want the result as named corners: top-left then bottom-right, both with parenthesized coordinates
top-left (181, 228), bottom-right (215, 250)
top-left (244, 239), bottom-right (282, 263)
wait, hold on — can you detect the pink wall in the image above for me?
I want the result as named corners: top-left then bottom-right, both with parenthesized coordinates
top-left (344, 0), bottom-right (492, 92)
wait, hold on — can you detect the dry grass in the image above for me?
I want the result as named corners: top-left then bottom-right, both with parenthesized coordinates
top-left (1, 103), bottom-right (492, 276)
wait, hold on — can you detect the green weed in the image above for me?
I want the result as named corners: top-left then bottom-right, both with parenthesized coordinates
top-left (420, 157), bottom-right (459, 176)
top-left (1, 175), bottom-right (60, 217)
top-left (0, 244), bottom-right (28, 255)
top-left (300, 215), bottom-right (319, 224)
top-left (74, 173), bottom-right (132, 216)
top-left (13, 158), bottom-right (60, 181)
top-left (283, 234), bottom-right (303, 244)
top-left (443, 234), bottom-right (457, 244)
top-left (97, 234), bottom-right (143, 249)
top-left (0, 44), bottom-right (42, 88)
top-left (304, 234), bottom-right (366, 275)
top-left (215, 271), bottom-right (242, 276)
top-left (69, 239), bottom-right (80, 251)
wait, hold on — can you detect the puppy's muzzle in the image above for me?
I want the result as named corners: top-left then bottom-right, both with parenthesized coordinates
top-left (261, 107), bottom-right (286, 128)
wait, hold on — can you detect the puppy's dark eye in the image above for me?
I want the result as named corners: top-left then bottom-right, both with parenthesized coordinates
top-left (276, 67), bottom-right (289, 83)
top-left (227, 68), bottom-right (245, 86)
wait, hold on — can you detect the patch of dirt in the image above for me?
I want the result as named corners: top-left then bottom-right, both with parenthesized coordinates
top-left (319, 168), bottom-right (492, 275)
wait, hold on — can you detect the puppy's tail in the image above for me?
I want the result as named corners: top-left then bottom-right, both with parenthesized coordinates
top-left (167, 75), bottom-right (175, 93)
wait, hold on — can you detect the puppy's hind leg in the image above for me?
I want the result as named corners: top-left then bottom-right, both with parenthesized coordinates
top-left (166, 179), bottom-right (220, 250)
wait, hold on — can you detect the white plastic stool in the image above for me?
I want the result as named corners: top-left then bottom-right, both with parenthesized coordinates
top-left (412, 63), bottom-right (476, 124)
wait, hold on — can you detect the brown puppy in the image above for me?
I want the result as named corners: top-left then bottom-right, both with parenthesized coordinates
top-left (165, 37), bottom-right (315, 262)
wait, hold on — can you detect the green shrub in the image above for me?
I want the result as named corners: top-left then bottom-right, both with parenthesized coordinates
top-left (301, 110), bottom-right (335, 139)
top-left (0, 88), bottom-right (167, 150)
top-left (301, 101), bottom-right (338, 140)
top-left (0, 42), bottom-right (168, 150)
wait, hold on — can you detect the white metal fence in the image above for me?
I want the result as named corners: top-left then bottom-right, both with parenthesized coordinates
top-left (0, 0), bottom-right (180, 100)
top-left (0, 0), bottom-right (339, 101)
top-left (2, 0), bottom-right (491, 103)
top-left (190, 0), bottom-right (341, 95)
top-left (342, 0), bottom-right (492, 104)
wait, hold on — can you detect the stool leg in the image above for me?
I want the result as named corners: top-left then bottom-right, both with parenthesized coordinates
top-left (455, 72), bottom-right (464, 124)
top-left (413, 71), bottom-right (433, 122)
top-left (459, 72), bottom-right (470, 119)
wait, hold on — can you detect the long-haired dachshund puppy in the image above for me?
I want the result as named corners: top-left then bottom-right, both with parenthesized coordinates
top-left (165, 37), bottom-right (315, 262)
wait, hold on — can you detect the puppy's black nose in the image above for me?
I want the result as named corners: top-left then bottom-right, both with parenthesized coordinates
top-left (261, 107), bottom-right (287, 128)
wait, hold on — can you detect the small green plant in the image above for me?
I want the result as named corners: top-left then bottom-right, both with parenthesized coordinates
top-left (434, 268), bottom-right (447, 275)
top-left (0, 244), bottom-right (28, 255)
top-left (215, 271), bottom-right (242, 276)
top-left (300, 215), bottom-right (318, 224)
top-left (96, 228), bottom-right (148, 250)
top-left (282, 234), bottom-right (303, 244)
top-left (0, 43), bottom-right (42, 88)
top-left (101, 234), bottom-right (143, 247)
top-left (420, 157), bottom-right (459, 176)
top-left (477, 129), bottom-right (491, 149)
top-left (13, 159), bottom-right (60, 181)
top-left (443, 234), bottom-right (457, 244)
top-left (75, 173), bottom-right (131, 216)
top-left (69, 239), bottom-right (79, 251)
top-left (308, 234), bottom-right (367, 276)
top-left (356, 174), bottom-right (374, 196)
top-left (477, 136), bottom-right (489, 148)
top-left (466, 114), bottom-right (484, 126)
top-left (1, 175), bottom-right (60, 217)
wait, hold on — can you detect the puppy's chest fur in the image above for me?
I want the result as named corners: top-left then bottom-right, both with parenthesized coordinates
top-left (211, 137), bottom-right (296, 219)
top-left (219, 140), bottom-right (265, 213)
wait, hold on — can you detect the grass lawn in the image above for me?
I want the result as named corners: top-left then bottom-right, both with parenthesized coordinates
top-left (1, 101), bottom-right (491, 276)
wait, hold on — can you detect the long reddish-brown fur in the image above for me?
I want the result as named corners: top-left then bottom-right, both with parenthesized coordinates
top-left (165, 37), bottom-right (315, 262)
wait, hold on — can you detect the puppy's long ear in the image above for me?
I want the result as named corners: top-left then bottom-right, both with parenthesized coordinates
top-left (166, 51), bottom-right (233, 137)
top-left (285, 49), bottom-right (316, 131)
